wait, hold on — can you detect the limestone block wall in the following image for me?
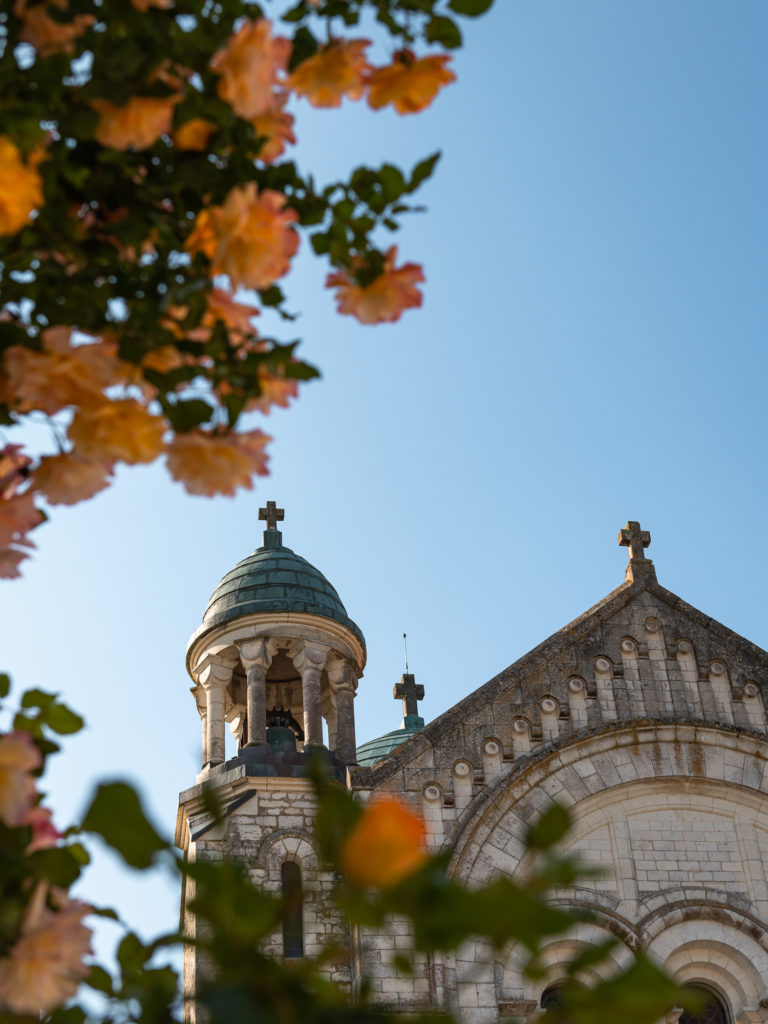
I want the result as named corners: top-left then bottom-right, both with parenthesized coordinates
top-left (349, 577), bottom-right (768, 1022)
top-left (442, 726), bottom-right (768, 1023)
top-left (178, 775), bottom-right (351, 1021)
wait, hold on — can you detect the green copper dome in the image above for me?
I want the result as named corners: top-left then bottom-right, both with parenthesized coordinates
top-left (198, 527), bottom-right (365, 646)
top-left (356, 715), bottom-right (424, 768)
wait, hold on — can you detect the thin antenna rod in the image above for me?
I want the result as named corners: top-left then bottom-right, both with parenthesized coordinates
top-left (403, 633), bottom-right (409, 673)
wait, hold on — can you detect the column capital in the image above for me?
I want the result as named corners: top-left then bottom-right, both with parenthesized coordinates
top-left (294, 643), bottom-right (328, 673)
top-left (196, 651), bottom-right (237, 687)
top-left (237, 638), bottom-right (273, 671)
top-left (327, 655), bottom-right (358, 689)
top-left (330, 679), bottom-right (357, 696)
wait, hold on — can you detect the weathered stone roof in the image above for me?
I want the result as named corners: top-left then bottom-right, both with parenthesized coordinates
top-left (350, 557), bottom-right (768, 796)
top-left (200, 529), bottom-right (365, 645)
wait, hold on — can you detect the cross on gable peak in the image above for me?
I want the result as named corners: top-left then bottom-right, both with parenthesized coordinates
top-left (618, 521), bottom-right (656, 583)
top-left (619, 521), bottom-right (651, 560)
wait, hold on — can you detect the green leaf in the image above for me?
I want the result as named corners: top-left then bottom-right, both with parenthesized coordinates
top-left (379, 164), bottom-right (406, 202)
top-left (82, 782), bottom-right (168, 869)
top-left (425, 15), bottom-right (462, 48)
top-left (0, 673), bottom-right (10, 698)
top-left (21, 688), bottom-right (57, 710)
top-left (46, 703), bottom-right (85, 735)
top-left (86, 965), bottom-right (114, 996)
top-left (288, 26), bottom-right (319, 71)
top-left (28, 846), bottom-right (84, 888)
top-left (48, 1007), bottom-right (87, 1024)
top-left (165, 398), bottom-right (214, 433)
top-left (526, 803), bottom-right (571, 851)
top-left (448, 0), bottom-right (494, 15)
top-left (408, 152), bottom-right (441, 192)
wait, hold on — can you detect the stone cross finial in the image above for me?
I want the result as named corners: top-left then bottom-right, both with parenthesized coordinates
top-left (618, 521), bottom-right (655, 583)
top-left (259, 501), bottom-right (284, 531)
top-left (618, 521), bottom-right (651, 560)
top-left (394, 673), bottom-right (424, 718)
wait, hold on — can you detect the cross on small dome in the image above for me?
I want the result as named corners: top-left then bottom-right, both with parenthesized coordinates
top-left (259, 500), bottom-right (284, 531)
top-left (394, 673), bottom-right (424, 719)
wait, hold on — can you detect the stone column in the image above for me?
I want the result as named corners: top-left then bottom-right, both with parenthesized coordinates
top-left (238, 639), bottom-right (272, 747)
top-left (294, 645), bottom-right (327, 747)
top-left (328, 658), bottom-right (358, 764)
top-left (200, 708), bottom-right (209, 765)
top-left (197, 654), bottom-right (236, 768)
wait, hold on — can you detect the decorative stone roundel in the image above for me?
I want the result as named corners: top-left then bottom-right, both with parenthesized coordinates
top-left (484, 740), bottom-right (500, 756)
top-left (540, 698), bottom-right (557, 714)
top-left (567, 677), bottom-right (585, 693)
top-left (744, 682), bottom-right (760, 698)
top-left (454, 761), bottom-right (471, 777)
top-left (678, 639), bottom-right (693, 654)
top-left (621, 639), bottom-right (636, 654)
top-left (512, 719), bottom-right (530, 734)
top-left (423, 784), bottom-right (441, 802)
top-left (595, 657), bottom-right (611, 672)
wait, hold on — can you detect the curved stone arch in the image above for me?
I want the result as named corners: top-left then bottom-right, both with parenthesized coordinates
top-left (449, 722), bottom-right (768, 886)
top-left (647, 919), bottom-right (768, 1020)
top-left (496, 919), bottom-right (635, 1009)
top-left (258, 828), bottom-right (318, 889)
top-left (637, 890), bottom-right (768, 950)
top-left (547, 890), bottom-right (640, 948)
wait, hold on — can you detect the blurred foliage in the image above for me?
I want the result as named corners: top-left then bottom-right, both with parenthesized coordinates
top-left (0, 679), bottom-right (698, 1024)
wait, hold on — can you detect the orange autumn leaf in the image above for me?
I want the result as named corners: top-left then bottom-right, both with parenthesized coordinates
top-left (68, 400), bottom-right (166, 465)
top-left (131, 0), bottom-right (172, 9)
top-left (0, 137), bottom-right (44, 237)
top-left (0, 886), bottom-right (92, 1016)
top-left (211, 19), bottom-right (291, 120)
top-left (92, 95), bottom-right (179, 151)
top-left (166, 429), bottom-right (270, 496)
top-left (14, 0), bottom-right (93, 55)
top-left (174, 117), bottom-right (216, 152)
top-left (251, 92), bottom-right (296, 163)
top-left (288, 39), bottom-right (371, 108)
top-left (0, 548), bottom-right (30, 579)
top-left (140, 344), bottom-right (186, 373)
top-left (203, 288), bottom-right (260, 345)
top-left (340, 798), bottom-right (426, 889)
top-left (326, 246), bottom-right (424, 324)
top-left (0, 444), bottom-right (33, 501)
top-left (247, 367), bottom-right (299, 414)
top-left (188, 184), bottom-right (298, 290)
top-left (367, 51), bottom-right (456, 115)
top-left (0, 491), bottom-right (43, 554)
top-left (2, 327), bottom-right (124, 415)
top-left (162, 289), bottom-right (259, 348)
top-left (32, 454), bottom-right (114, 506)
top-left (184, 208), bottom-right (217, 261)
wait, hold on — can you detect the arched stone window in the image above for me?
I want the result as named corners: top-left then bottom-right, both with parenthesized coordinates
top-left (281, 860), bottom-right (303, 958)
top-left (679, 986), bottom-right (729, 1024)
top-left (540, 984), bottom-right (570, 1017)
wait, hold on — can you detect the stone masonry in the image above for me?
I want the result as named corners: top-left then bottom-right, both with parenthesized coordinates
top-left (177, 517), bottom-right (768, 1024)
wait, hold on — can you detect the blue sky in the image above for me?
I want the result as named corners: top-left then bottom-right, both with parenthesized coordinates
top-left (2, 1), bottom-right (768, 961)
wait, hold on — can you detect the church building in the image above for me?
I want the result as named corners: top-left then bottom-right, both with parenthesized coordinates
top-left (176, 507), bottom-right (768, 1023)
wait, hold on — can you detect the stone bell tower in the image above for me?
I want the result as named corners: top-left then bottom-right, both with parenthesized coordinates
top-left (175, 503), bottom-right (366, 1020)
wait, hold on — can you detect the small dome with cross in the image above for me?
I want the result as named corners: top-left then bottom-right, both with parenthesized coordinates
top-left (187, 503), bottom-right (365, 657)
